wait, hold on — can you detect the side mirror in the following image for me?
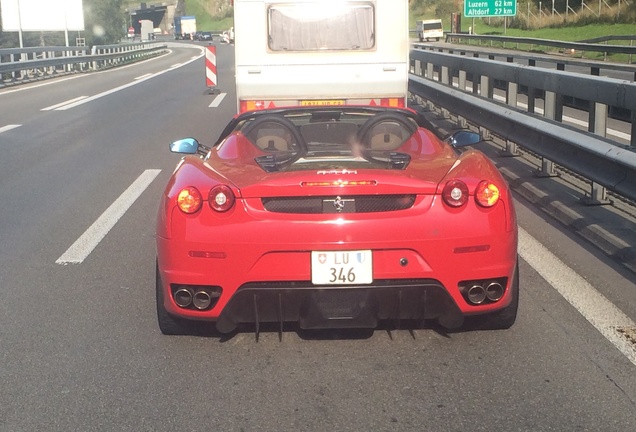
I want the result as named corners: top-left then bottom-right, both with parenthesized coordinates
top-left (169, 138), bottom-right (200, 154)
top-left (445, 130), bottom-right (482, 149)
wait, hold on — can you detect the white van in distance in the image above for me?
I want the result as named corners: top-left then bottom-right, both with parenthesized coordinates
top-left (416, 19), bottom-right (443, 42)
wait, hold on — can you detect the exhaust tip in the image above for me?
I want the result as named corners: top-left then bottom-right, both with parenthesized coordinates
top-left (466, 284), bottom-right (486, 305)
top-left (174, 287), bottom-right (194, 308)
top-left (485, 282), bottom-right (504, 302)
top-left (192, 290), bottom-right (212, 310)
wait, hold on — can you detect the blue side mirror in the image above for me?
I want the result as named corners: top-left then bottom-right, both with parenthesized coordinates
top-left (445, 131), bottom-right (482, 148)
top-left (169, 138), bottom-right (200, 154)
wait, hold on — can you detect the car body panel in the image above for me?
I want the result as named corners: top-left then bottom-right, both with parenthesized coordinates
top-left (156, 107), bottom-right (518, 334)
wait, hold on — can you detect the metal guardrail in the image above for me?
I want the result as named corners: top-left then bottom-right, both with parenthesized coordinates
top-left (445, 33), bottom-right (636, 60)
top-left (409, 48), bottom-right (636, 204)
top-left (413, 42), bottom-right (636, 80)
top-left (0, 42), bottom-right (168, 87)
top-left (578, 35), bottom-right (636, 44)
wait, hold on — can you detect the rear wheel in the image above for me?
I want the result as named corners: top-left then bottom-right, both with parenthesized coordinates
top-left (465, 260), bottom-right (519, 330)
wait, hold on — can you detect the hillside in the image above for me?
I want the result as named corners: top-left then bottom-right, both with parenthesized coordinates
top-left (124, 0), bottom-right (636, 34)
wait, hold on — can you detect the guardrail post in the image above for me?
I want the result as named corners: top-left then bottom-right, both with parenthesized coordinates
top-left (480, 75), bottom-right (492, 99)
top-left (502, 81), bottom-right (520, 157)
top-left (582, 102), bottom-right (611, 205)
top-left (458, 70), bottom-right (466, 91)
top-left (537, 91), bottom-right (558, 178)
top-left (631, 111), bottom-right (636, 148)
top-left (426, 62), bottom-right (434, 80)
top-left (413, 58), bottom-right (422, 77)
top-left (91, 46), bottom-right (97, 70)
top-left (440, 66), bottom-right (450, 118)
top-left (472, 53), bottom-right (479, 94)
top-left (527, 59), bottom-right (536, 113)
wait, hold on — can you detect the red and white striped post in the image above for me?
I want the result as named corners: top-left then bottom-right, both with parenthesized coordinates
top-left (205, 45), bottom-right (217, 89)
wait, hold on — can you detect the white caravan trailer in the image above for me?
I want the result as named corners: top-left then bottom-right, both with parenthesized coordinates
top-left (233, 0), bottom-right (409, 113)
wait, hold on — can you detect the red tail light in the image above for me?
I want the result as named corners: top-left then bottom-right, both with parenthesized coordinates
top-left (379, 97), bottom-right (405, 107)
top-left (475, 181), bottom-right (500, 207)
top-left (240, 100), bottom-right (267, 113)
top-left (208, 185), bottom-right (235, 212)
top-left (442, 180), bottom-right (469, 207)
top-left (177, 187), bottom-right (203, 214)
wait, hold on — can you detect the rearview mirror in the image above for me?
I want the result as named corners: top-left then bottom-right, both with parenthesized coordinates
top-left (445, 130), bottom-right (482, 148)
top-left (169, 138), bottom-right (200, 154)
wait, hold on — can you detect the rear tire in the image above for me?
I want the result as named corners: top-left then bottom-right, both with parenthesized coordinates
top-left (465, 259), bottom-right (519, 330)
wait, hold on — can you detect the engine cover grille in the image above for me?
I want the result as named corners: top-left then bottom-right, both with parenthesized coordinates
top-left (262, 195), bottom-right (416, 214)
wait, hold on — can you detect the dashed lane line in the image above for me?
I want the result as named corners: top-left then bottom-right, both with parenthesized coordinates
top-left (53, 51), bottom-right (204, 111)
top-left (0, 124), bottom-right (21, 134)
top-left (41, 96), bottom-right (88, 111)
top-left (209, 92), bottom-right (227, 108)
top-left (56, 169), bottom-right (161, 265)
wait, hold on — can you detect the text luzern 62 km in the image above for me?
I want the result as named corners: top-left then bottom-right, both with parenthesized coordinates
top-left (465, 0), bottom-right (516, 17)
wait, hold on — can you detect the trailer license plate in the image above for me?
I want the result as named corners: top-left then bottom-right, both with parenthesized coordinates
top-left (311, 250), bottom-right (373, 285)
top-left (300, 99), bottom-right (345, 107)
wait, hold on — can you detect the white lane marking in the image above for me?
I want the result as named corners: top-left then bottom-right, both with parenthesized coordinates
top-left (135, 73), bottom-right (153, 80)
top-left (56, 169), bottom-right (161, 265)
top-left (41, 96), bottom-right (88, 111)
top-left (55, 52), bottom-right (204, 111)
top-left (209, 92), bottom-right (227, 108)
top-left (519, 227), bottom-right (636, 367)
top-left (0, 124), bottom-right (21, 133)
top-left (170, 63), bottom-right (182, 68)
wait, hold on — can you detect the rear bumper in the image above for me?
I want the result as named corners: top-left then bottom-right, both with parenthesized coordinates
top-left (214, 279), bottom-right (463, 333)
top-left (156, 193), bottom-right (518, 331)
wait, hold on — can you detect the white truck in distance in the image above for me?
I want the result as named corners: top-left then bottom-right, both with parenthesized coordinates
top-left (416, 19), bottom-right (443, 42)
top-left (233, 0), bottom-right (409, 113)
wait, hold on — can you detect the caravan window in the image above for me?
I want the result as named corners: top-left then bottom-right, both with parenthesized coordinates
top-left (268, 2), bottom-right (375, 51)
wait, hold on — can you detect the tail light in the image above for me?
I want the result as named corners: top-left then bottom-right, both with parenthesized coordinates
top-left (240, 100), bottom-right (267, 113)
top-left (177, 187), bottom-right (203, 214)
top-left (208, 185), bottom-right (235, 212)
top-left (475, 181), bottom-right (500, 207)
top-left (442, 180), bottom-right (469, 207)
top-left (379, 97), bottom-right (405, 107)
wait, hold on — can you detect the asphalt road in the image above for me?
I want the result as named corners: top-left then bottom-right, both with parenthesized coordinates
top-left (0, 42), bottom-right (635, 432)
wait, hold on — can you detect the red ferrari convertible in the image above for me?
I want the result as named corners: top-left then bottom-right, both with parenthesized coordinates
top-left (156, 106), bottom-right (518, 335)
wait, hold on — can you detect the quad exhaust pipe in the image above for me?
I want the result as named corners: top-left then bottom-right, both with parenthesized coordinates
top-left (485, 282), bottom-right (504, 302)
top-left (465, 281), bottom-right (505, 305)
top-left (174, 287), bottom-right (194, 308)
top-left (466, 284), bottom-right (487, 304)
top-left (173, 287), bottom-right (214, 310)
top-left (192, 290), bottom-right (213, 310)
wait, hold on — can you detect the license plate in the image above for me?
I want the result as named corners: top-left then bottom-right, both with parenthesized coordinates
top-left (311, 250), bottom-right (373, 285)
top-left (300, 99), bottom-right (345, 107)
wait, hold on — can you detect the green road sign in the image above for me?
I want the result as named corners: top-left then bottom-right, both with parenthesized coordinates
top-left (464, 0), bottom-right (517, 17)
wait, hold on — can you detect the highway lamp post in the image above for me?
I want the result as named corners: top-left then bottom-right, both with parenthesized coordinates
top-left (16, 0), bottom-right (24, 48)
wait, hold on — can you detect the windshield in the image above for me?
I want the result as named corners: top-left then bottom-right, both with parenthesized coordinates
top-left (268, 2), bottom-right (375, 51)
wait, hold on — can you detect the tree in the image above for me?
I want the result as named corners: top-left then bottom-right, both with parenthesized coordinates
top-left (83, 0), bottom-right (125, 45)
